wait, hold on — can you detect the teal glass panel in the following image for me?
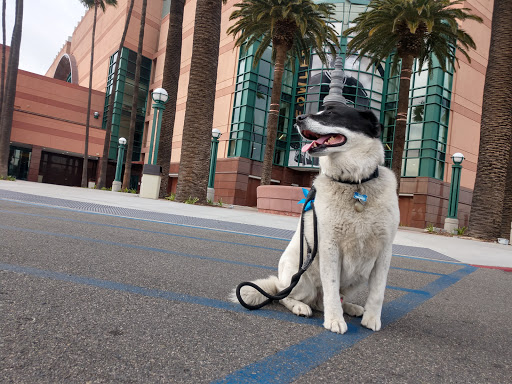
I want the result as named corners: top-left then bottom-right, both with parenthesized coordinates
top-left (103, 47), bottom-right (151, 161)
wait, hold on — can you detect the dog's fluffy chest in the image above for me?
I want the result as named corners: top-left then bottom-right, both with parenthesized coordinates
top-left (310, 174), bottom-right (396, 253)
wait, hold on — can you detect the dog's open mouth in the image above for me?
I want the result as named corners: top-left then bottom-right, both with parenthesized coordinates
top-left (301, 130), bottom-right (347, 153)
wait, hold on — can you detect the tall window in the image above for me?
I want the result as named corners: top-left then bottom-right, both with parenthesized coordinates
top-left (228, 42), bottom-right (294, 166)
top-left (103, 48), bottom-right (152, 161)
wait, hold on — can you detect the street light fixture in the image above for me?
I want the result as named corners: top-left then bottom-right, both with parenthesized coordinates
top-left (452, 152), bottom-right (464, 164)
top-left (112, 137), bottom-right (127, 192)
top-left (207, 128), bottom-right (222, 202)
top-left (140, 88), bottom-right (169, 199)
top-left (147, 88), bottom-right (169, 165)
top-left (444, 152), bottom-right (465, 233)
top-left (152, 87), bottom-right (169, 103)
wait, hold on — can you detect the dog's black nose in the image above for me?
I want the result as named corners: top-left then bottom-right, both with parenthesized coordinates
top-left (296, 114), bottom-right (308, 121)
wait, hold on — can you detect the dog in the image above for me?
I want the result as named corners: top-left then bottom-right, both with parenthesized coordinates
top-left (232, 104), bottom-right (399, 334)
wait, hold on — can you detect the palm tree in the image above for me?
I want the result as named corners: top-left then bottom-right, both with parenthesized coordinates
top-left (227, 0), bottom-right (339, 186)
top-left (97, 0), bottom-right (135, 189)
top-left (1, 0), bottom-right (6, 117)
top-left (156, 0), bottom-right (186, 198)
top-left (343, 0), bottom-right (482, 190)
top-left (0, 0), bottom-right (22, 178)
top-left (469, 0), bottom-right (512, 241)
top-left (79, 0), bottom-right (118, 188)
top-left (122, 0), bottom-right (147, 190)
top-left (174, 0), bottom-right (226, 203)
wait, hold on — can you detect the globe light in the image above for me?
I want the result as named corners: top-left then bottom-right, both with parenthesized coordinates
top-left (212, 128), bottom-right (222, 139)
top-left (452, 152), bottom-right (464, 164)
top-left (118, 137), bottom-right (127, 145)
top-left (152, 88), bottom-right (169, 103)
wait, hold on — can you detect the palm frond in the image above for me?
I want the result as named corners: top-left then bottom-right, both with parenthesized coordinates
top-left (344, 0), bottom-right (482, 74)
top-left (227, 0), bottom-right (339, 71)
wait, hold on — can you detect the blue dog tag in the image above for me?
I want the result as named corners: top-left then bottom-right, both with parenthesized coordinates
top-left (353, 192), bottom-right (367, 203)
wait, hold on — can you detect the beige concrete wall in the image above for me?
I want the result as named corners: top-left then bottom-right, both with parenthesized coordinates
top-left (447, 0), bottom-right (494, 190)
top-left (46, 0), bottom-right (163, 92)
top-left (149, 0), bottom-right (240, 165)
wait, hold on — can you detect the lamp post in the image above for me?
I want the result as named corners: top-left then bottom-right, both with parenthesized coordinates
top-left (147, 88), bottom-right (169, 164)
top-left (444, 152), bottom-right (464, 233)
top-left (112, 137), bottom-right (126, 192)
top-left (140, 88), bottom-right (169, 199)
top-left (207, 128), bottom-right (221, 202)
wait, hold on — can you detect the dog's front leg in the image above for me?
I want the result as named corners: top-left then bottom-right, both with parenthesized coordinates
top-left (361, 244), bottom-right (392, 331)
top-left (320, 243), bottom-right (347, 334)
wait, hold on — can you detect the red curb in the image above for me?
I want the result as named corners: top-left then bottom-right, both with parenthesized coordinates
top-left (471, 264), bottom-right (512, 272)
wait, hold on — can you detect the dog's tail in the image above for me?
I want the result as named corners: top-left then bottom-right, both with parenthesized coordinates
top-left (229, 275), bottom-right (280, 306)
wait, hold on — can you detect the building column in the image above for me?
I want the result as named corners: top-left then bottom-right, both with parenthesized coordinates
top-left (27, 146), bottom-right (43, 182)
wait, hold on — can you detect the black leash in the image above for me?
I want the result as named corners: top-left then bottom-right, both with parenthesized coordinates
top-left (235, 186), bottom-right (318, 310)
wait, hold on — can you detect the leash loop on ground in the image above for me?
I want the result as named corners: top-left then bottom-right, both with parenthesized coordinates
top-left (235, 187), bottom-right (318, 310)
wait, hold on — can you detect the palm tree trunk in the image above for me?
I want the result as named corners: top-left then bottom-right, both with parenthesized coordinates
top-left (469, 0), bottom-right (512, 240)
top-left (1, 0), bottom-right (6, 117)
top-left (0, 0), bottom-right (23, 177)
top-left (260, 45), bottom-right (288, 186)
top-left (81, 3), bottom-right (98, 188)
top-left (391, 54), bottom-right (414, 193)
top-left (175, 0), bottom-right (223, 203)
top-left (97, 0), bottom-right (135, 189)
top-left (122, 0), bottom-right (147, 190)
top-left (156, 0), bottom-right (185, 198)
top-left (500, 144), bottom-right (512, 239)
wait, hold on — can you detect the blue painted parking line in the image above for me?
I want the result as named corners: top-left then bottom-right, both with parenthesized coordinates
top-left (0, 261), bottom-right (476, 384)
top-left (393, 253), bottom-right (463, 265)
top-left (386, 285), bottom-right (429, 295)
top-left (389, 266), bottom-right (446, 276)
top-left (0, 262), bottom-right (322, 327)
top-left (0, 210), bottom-right (461, 277)
top-left (0, 209), bottom-right (286, 252)
top-left (0, 224), bottom-right (451, 296)
top-left (0, 198), bottom-right (293, 241)
top-left (1, 199), bottom-right (460, 266)
top-left (212, 264), bottom-right (477, 383)
top-left (0, 225), bottom-right (276, 271)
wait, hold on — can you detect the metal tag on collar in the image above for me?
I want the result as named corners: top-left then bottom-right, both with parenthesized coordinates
top-left (353, 191), bottom-right (367, 213)
top-left (354, 192), bottom-right (367, 203)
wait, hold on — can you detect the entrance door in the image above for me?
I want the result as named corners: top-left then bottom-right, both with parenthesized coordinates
top-left (399, 195), bottom-right (413, 227)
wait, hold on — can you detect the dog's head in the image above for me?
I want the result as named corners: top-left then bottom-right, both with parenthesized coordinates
top-left (295, 105), bottom-right (382, 157)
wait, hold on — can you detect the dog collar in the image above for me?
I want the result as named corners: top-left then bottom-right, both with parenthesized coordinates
top-left (331, 167), bottom-right (379, 185)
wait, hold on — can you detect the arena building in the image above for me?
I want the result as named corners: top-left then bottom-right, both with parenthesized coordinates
top-left (5, 0), bottom-right (493, 228)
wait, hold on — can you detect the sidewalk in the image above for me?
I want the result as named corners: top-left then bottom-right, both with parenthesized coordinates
top-left (1, 180), bottom-right (511, 268)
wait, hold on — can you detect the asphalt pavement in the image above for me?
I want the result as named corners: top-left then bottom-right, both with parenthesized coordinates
top-left (1, 181), bottom-right (511, 383)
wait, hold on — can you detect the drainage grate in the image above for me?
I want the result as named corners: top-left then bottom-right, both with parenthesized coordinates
top-left (0, 190), bottom-right (296, 239)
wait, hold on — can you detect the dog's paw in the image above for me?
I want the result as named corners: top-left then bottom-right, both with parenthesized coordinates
top-left (361, 312), bottom-right (381, 331)
top-left (281, 298), bottom-right (312, 317)
top-left (342, 302), bottom-right (364, 317)
top-left (324, 317), bottom-right (348, 334)
top-left (292, 302), bottom-right (312, 317)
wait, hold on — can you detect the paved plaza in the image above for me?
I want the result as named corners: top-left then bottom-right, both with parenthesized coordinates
top-left (1, 181), bottom-right (511, 383)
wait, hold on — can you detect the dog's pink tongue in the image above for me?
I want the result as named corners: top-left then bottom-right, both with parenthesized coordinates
top-left (301, 135), bottom-right (330, 152)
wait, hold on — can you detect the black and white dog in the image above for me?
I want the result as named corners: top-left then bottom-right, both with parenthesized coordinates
top-left (233, 105), bottom-right (399, 334)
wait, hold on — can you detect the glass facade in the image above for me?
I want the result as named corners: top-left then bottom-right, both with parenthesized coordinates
top-left (102, 47), bottom-right (152, 161)
top-left (228, 42), bottom-right (295, 166)
top-left (227, 0), bottom-right (454, 179)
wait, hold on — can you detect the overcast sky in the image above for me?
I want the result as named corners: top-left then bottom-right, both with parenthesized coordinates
top-left (4, 0), bottom-right (88, 75)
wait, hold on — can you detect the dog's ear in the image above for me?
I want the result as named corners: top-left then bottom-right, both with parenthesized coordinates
top-left (358, 109), bottom-right (381, 138)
